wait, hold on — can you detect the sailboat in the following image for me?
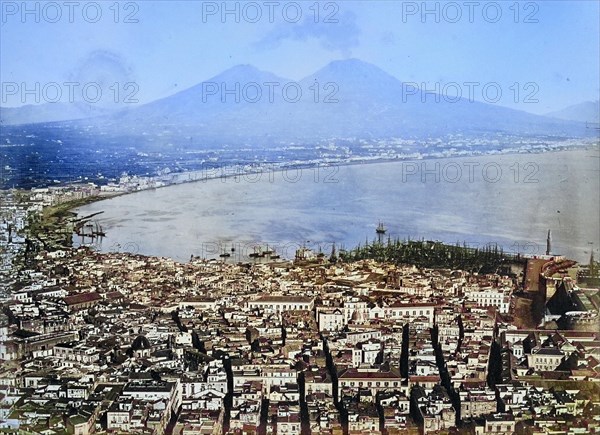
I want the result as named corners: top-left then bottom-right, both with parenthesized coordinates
top-left (249, 246), bottom-right (261, 258)
top-left (262, 244), bottom-right (274, 256)
top-left (95, 221), bottom-right (106, 237)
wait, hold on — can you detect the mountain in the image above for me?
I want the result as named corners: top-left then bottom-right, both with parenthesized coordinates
top-left (294, 59), bottom-right (589, 138)
top-left (2, 60), bottom-right (594, 188)
top-left (546, 101), bottom-right (600, 124)
top-left (90, 64), bottom-right (299, 145)
top-left (121, 64), bottom-right (291, 121)
top-left (3, 60), bottom-right (592, 142)
top-left (0, 102), bottom-right (110, 126)
top-left (107, 58), bottom-right (587, 141)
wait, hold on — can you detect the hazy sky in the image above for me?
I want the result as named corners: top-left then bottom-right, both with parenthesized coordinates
top-left (1, 0), bottom-right (598, 114)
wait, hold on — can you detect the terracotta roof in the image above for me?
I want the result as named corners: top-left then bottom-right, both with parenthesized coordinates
top-left (105, 291), bottom-right (124, 300)
top-left (388, 302), bottom-right (437, 308)
top-left (339, 369), bottom-right (401, 380)
top-left (253, 296), bottom-right (313, 303)
top-left (63, 292), bottom-right (102, 306)
top-left (409, 375), bottom-right (440, 382)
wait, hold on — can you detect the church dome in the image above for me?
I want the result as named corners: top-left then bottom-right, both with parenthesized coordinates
top-left (131, 335), bottom-right (151, 351)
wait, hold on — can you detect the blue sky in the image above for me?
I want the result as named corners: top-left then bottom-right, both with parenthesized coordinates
top-left (1, 0), bottom-right (598, 114)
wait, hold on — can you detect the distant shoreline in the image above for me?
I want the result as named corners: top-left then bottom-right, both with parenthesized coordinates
top-left (71, 143), bottom-right (600, 212)
top-left (66, 144), bottom-right (600, 263)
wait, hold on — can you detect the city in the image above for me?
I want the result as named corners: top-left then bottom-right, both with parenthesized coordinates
top-left (0, 185), bottom-right (598, 434)
top-left (1, 1), bottom-right (599, 434)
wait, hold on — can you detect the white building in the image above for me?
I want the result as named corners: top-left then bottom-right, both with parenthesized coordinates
top-left (317, 307), bottom-right (345, 332)
top-left (248, 295), bottom-right (314, 314)
top-left (352, 341), bottom-right (382, 367)
top-left (527, 347), bottom-right (565, 372)
top-left (464, 287), bottom-right (510, 313)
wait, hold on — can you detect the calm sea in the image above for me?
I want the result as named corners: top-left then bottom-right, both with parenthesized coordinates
top-left (75, 149), bottom-right (600, 263)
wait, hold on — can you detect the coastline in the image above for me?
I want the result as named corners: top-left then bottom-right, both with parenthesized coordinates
top-left (68, 145), bottom-right (600, 264)
top-left (6, 144), bottom-right (595, 265)
top-left (69, 143), bottom-right (600, 213)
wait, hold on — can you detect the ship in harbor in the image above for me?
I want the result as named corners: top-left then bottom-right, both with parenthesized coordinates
top-left (248, 245), bottom-right (280, 260)
top-left (376, 221), bottom-right (387, 234)
top-left (249, 246), bottom-right (262, 258)
top-left (76, 220), bottom-right (105, 240)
